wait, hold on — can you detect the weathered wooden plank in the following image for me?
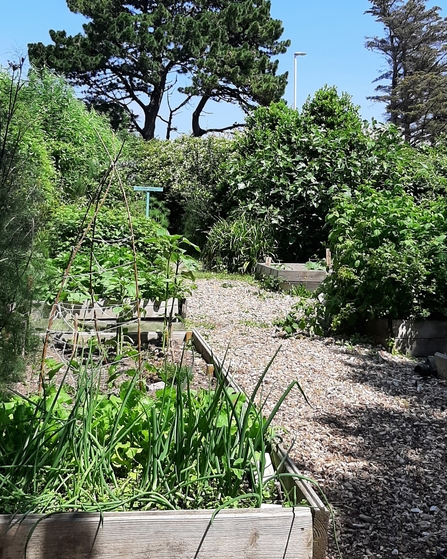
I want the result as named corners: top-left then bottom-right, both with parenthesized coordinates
top-left (191, 329), bottom-right (330, 559)
top-left (45, 323), bottom-right (187, 345)
top-left (191, 329), bottom-right (241, 392)
top-left (434, 352), bottom-right (447, 379)
top-left (63, 299), bottom-right (180, 321)
top-left (0, 508), bottom-right (312, 559)
top-left (279, 280), bottom-right (323, 294)
top-left (255, 263), bottom-right (327, 293)
top-left (393, 319), bottom-right (447, 338)
top-left (271, 447), bottom-right (330, 559)
top-left (33, 299), bottom-right (182, 324)
top-left (364, 319), bottom-right (447, 356)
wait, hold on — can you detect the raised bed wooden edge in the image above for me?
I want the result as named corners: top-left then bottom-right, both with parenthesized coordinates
top-left (191, 329), bottom-right (330, 559)
top-left (0, 508), bottom-right (313, 559)
top-left (255, 263), bottom-right (327, 293)
top-left (33, 298), bottom-right (186, 322)
top-left (363, 318), bottom-right (447, 357)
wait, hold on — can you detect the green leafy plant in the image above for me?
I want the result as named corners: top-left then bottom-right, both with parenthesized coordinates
top-left (158, 362), bottom-right (193, 386)
top-left (221, 92), bottom-right (372, 261)
top-left (0, 63), bottom-right (52, 389)
top-left (258, 274), bottom-right (284, 293)
top-left (219, 88), bottom-right (447, 263)
top-left (276, 296), bottom-right (329, 338)
top-left (324, 187), bottom-right (447, 330)
top-left (202, 213), bottom-right (276, 274)
top-left (0, 348), bottom-right (308, 514)
top-left (43, 207), bottom-right (199, 306)
top-left (128, 135), bottom-right (234, 244)
top-left (288, 284), bottom-right (313, 298)
top-left (279, 186), bottom-right (447, 338)
top-left (24, 68), bottom-right (123, 204)
top-left (304, 260), bottom-right (326, 270)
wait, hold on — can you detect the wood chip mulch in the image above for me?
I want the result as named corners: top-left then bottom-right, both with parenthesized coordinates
top-left (186, 278), bottom-right (447, 559)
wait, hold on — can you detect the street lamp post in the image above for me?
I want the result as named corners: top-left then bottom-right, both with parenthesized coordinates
top-left (293, 52), bottom-right (307, 110)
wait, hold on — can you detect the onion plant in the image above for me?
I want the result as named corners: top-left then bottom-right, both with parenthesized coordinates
top-left (0, 347), bottom-right (306, 514)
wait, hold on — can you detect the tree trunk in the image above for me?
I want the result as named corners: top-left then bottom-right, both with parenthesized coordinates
top-left (192, 95), bottom-right (211, 137)
top-left (141, 71), bottom-right (170, 140)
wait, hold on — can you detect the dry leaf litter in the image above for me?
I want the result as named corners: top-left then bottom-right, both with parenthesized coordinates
top-left (186, 278), bottom-right (447, 559)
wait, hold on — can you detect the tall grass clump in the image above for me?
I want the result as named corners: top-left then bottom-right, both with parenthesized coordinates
top-left (202, 213), bottom-right (276, 274)
top-left (0, 347), bottom-right (305, 514)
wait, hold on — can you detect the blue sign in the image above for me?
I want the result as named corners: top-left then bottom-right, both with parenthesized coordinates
top-left (133, 186), bottom-right (164, 218)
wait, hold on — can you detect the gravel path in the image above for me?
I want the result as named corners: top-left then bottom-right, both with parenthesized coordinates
top-left (187, 278), bottom-right (447, 559)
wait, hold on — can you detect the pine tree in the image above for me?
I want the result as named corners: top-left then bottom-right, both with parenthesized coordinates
top-left (29, 0), bottom-right (289, 140)
top-left (366, 0), bottom-right (447, 144)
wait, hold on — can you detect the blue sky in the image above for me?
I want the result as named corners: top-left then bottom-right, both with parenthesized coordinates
top-left (1, 0), bottom-right (446, 137)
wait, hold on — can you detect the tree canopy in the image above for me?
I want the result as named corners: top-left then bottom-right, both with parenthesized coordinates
top-left (215, 86), bottom-right (447, 261)
top-left (366, 0), bottom-right (447, 144)
top-left (28, 0), bottom-right (290, 140)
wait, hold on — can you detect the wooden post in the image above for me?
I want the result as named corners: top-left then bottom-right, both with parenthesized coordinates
top-left (206, 364), bottom-right (214, 377)
top-left (325, 248), bottom-right (332, 269)
top-left (184, 331), bottom-right (192, 343)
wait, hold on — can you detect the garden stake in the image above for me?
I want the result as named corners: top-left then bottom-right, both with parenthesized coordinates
top-left (326, 248), bottom-right (332, 269)
top-left (39, 147), bottom-right (123, 391)
top-left (70, 314), bottom-right (79, 362)
top-left (88, 181), bottom-right (110, 362)
top-left (98, 132), bottom-right (143, 371)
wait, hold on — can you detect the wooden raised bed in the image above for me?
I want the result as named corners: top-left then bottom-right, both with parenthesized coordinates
top-left (0, 507), bottom-right (313, 559)
top-left (0, 330), bottom-right (328, 559)
top-left (364, 318), bottom-right (447, 357)
top-left (33, 298), bottom-right (185, 322)
top-left (32, 298), bottom-right (187, 344)
top-left (255, 263), bottom-right (327, 293)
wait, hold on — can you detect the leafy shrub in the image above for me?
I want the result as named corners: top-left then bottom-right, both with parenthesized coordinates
top-left (325, 188), bottom-right (447, 328)
top-left (279, 187), bottom-right (447, 338)
top-left (127, 135), bottom-right (234, 243)
top-left (220, 87), bottom-right (447, 262)
top-left (221, 91), bottom-right (372, 261)
top-left (43, 205), bottom-right (198, 304)
top-left (202, 214), bottom-right (276, 274)
top-left (25, 69), bottom-right (125, 203)
top-left (276, 296), bottom-right (330, 338)
top-left (382, 136), bottom-right (447, 201)
top-left (45, 206), bottom-right (163, 260)
top-left (0, 65), bottom-right (53, 388)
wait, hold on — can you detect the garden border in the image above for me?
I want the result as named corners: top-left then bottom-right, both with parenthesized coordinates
top-left (363, 318), bottom-right (447, 357)
top-left (191, 329), bottom-right (330, 559)
top-left (255, 263), bottom-right (327, 293)
top-left (0, 508), bottom-right (313, 559)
